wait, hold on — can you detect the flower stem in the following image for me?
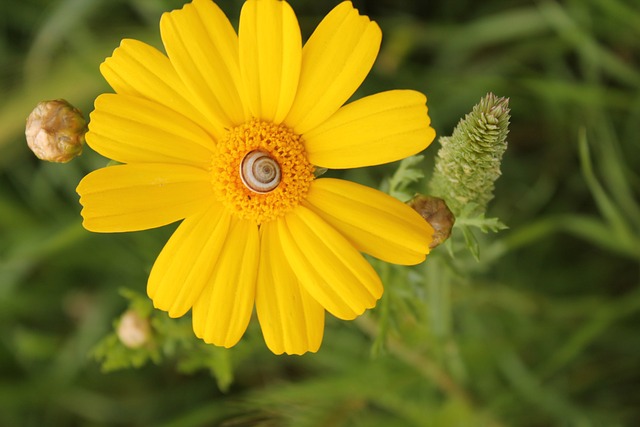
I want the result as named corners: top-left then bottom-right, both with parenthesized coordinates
top-left (356, 315), bottom-right (506, 427)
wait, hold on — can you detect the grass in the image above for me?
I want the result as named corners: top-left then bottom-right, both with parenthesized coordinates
top-left (1, 0), bottom-right (639, 425)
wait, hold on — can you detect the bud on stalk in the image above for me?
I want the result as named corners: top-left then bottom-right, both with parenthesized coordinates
top-left (117, 310), bottom-right (151, 349)
top-left (25, 99), bottom-right (87, 163)
top-left (408, 195), bottom-right (455, 249)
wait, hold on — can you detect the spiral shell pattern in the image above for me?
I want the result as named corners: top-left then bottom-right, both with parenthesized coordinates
top-left (240, 150), bottom-right (281, 193)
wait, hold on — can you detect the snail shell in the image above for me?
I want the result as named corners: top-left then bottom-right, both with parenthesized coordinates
top-left (240, 150), bottom-right (281, 193)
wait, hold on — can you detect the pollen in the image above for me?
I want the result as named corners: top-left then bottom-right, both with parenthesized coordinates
top-left (212, 119), bottom-right (315, 224)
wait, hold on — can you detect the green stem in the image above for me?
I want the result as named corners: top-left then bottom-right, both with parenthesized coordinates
top-left (355, 315), bottom-right (505, 427)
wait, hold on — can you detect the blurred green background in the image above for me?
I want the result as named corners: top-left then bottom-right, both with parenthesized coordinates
top-left (2, 0), bottom-right (639, 425)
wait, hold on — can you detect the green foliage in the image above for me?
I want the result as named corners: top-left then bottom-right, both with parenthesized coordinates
top-left (92, 332), bottom-right (161, 372)
top-left (454, 202), bottom-right (508, 260)
top-left (385, 155), bottom-right (425, 201)
top-left (91, 289), bottom-right (160, 372)
top-left (92, 289), bottom-right (235, 392)
top-left (2, 0), bottom-right (640, 426)
top-left (577, 128), bottom-right (640, 260)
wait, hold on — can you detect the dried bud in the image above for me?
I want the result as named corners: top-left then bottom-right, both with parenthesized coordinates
top-left (117, 310), bottom-right (151, 349)
top-left (408, 195), bottom-right (455, 249)
top-left (25, 99), bottom-right (87, 163)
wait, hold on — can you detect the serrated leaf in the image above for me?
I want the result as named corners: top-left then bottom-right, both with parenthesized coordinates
top-left (387, 155), bottom-right (425, 200)
top-left (118, 287), bottom-right (154, 317)
top-left (455, 208), bottom-right (508, 234)
top-left (177, 344), bottom-right (234, 392)
top-left (461, 225), bottom-right (480, 261)
top-left (91, 332), bottom-right (161, 373)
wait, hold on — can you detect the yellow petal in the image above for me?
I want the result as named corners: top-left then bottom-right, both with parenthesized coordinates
top-left (147, 205), bottom-right (231, 318)
top-left (86, 94), bottom-right (214, 168)
top-left (303, 90), bottom-right (436, 168)
top-left (99, 39), bottom-right (214, 137)
top-left (77, 163), bottom-right (212, 232)
top-left (160, 0), bottom-right (246, 135)
top-left (305, 178), bottom-right (433, 265)
top-left (192, 217), bottom-right (259, 348)
top-left (278, 206), bottom-right (382, 320)
top-left (256, 221), bottom-right (324, 355)
top-left (239, 0), bottom-right (301, 123)
top-left (284, 1), bottom-right (381, 134)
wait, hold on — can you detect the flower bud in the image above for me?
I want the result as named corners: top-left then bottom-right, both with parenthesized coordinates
top-left (428, 93), bottom-right (510, 216)
top-left (25, 99), bottom-right (87, 163)
top-left (408, 195), bottom-right (455, 249)
top-left (117, 310), bottom-right (151, 349)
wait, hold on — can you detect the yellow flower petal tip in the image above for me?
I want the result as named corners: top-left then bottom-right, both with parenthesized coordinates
top-left (78, 0), bottom-right (435, 355)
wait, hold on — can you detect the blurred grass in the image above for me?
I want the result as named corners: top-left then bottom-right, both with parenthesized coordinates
top-left (2, 0), bottom-right (640, 426)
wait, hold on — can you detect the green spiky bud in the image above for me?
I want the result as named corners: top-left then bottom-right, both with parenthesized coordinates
top-left (428, 93), bottom-right (510, 216)
top-left (25, 99), bottom-right (87, 163)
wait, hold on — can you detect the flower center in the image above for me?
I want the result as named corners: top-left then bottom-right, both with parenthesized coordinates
top-left (212, 119), bottom-right (315, 224)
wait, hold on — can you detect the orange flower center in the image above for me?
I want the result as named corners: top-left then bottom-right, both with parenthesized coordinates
top-left (212, 119), bottom-right (315, 224)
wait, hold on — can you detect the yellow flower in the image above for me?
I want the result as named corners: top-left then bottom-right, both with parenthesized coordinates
top-left (77, 0), bottom-right (436, 355)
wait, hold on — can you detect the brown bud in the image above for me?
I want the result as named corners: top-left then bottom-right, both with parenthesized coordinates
top-left (25, 99), bottom-right (87, 163)
top-left (117, 310), bottom-right (151, 349)
top-left (408, 195), bottom-right (455, 249)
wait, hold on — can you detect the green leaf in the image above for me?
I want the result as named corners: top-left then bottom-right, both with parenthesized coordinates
top-left (461, 225), bottom-right (480, 261)
top-left (578, 129), bottom-right (636, 253)
top-left (177, 344), bottom-right (234, 393)
top-left (386, 155), bottom-right (425, 200)
top-left (91, 333), bottom-right (161, 373)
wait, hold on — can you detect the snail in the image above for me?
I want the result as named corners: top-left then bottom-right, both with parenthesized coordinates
top-left (240, 150), bottom-right (281, 193)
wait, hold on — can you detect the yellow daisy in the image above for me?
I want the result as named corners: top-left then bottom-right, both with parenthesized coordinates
top-left (77, 0), bottom-right (436, 355)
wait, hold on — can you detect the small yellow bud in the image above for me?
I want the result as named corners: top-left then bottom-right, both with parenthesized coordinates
top-left (25, 99), bottom-right (87, 163)
top-left (117, 310), bottom-right (151, 349)
top-left (408, 195), bottom-right (455, 249)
